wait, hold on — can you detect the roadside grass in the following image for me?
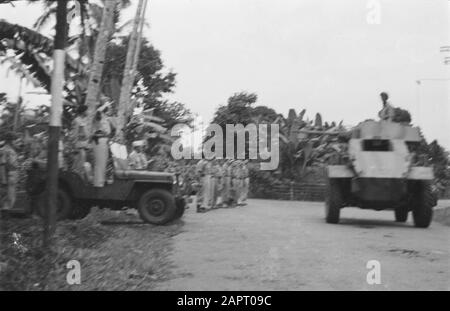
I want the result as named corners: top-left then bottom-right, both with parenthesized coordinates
top-left (0, 208), bottom-right (182, 290)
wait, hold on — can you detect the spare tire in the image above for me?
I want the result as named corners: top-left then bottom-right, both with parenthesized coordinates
top-left (137, 189), bottom-right (176, 225)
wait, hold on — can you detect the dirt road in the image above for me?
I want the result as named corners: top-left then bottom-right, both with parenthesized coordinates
top-left (154, 199), bottom-right (449, 291)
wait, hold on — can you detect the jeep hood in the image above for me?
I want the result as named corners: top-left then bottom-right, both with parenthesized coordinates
top-left (115, 170), bottom-right (175, 183)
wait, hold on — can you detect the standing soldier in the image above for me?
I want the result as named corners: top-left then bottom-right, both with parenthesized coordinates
top-left (0, 132), bottom-right (18, 211)
top-left (213, 159), bottom-right (224, 208)
top-left (205, 159), bottom-right (215, 210)
top-left (195, 158), bottom-right (207, 212)
top-left (222, 160), bottom-right (232, 207)
top-left (241, 160), bottom-right (250, 205)
top-left (70, 104), bottom-right (89, 177)
top-left (230, 160), bottom-right (240, 207)
top-left (91, 102), bottom-right (113, 187)
top-left (235, 160), bottom-right (245, 206)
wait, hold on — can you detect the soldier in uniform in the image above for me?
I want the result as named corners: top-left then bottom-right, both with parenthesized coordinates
top-left (378, 92), bottom-right (395, 121)
top-left (195, 159), bottom-right (208, 212)
top-left (204, 159), bottom-right (215, 210)
top-left (235, 160), bottom-right (245, 206)
top-left (70, 105), bottom-right (89, 177)
top-left (91, 102), bottom-right (113, 187)
top-left (230, 160), bottom-right (240, 207)
top-left (128, 140), bottom-right (150, 170)
top-left (221, 160), bottom-right (232, 207)
top-left (0, 132), bottom-right (18, 211)
top-left (241, 160), bottom-right (250, 205)
top-left (212, 159), bottom-right (224, 208)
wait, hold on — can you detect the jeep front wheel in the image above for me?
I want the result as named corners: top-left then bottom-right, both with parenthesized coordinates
top-left (137, 189), bottom-right (176, 225)
top-left (325, 178), bottom-right (343, 224)
top-left (69, 202), bottom-right (91, 220)
top-left (36, 188), bottom-right (72, 220)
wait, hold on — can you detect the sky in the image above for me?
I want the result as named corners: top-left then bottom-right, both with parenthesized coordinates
top-left (0, 0), bottom-right (449, 148)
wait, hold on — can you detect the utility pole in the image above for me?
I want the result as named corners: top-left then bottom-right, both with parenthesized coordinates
top-left (44, 0), bottom-right (67, 247)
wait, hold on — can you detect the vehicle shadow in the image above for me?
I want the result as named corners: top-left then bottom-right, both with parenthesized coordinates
top-left (338, 218), bottom-right (414, 229)
top-left (100, 218), bottom-right (186, 227)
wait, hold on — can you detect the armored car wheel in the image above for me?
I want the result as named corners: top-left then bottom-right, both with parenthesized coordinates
top-left (36, 188), bottom-right (72, 221)
top-left (137, 189), bottom-right (176, 225)
top-left (412, 182), bottom-right (434, 228)
top-left (325, 178), bottom-right (343, 224)
top-left (394, 206), bottom-right (408, 222)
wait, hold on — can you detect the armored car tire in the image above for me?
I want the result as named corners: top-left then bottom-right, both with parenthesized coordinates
top-left (412, 182), bottom-right (434, 228)
top-left (36, 188), bottom-right (72, 221)
top-left (137, 189), bottom-right (176, 225)
top-left (394, 205), bottom-right (408, 222)
top-left (325, 178), bottom-right (343, 224)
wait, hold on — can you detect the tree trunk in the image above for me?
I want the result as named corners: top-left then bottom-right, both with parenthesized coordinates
top-left (85, 0), bottom-right (119, 131)
top-left (44, 0), bottom-right (67, 247)
top-left (127, 0), bottom-right (149, 119)
top-left (12, 77), bottom-right (23, 131)
top-left (116, 0), bottom-right (146, 141)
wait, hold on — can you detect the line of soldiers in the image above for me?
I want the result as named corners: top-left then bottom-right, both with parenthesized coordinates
top-left (195, 159), bottom-right (249, 212)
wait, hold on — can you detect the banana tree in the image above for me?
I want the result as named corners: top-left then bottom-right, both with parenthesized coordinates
top-left (275, 108), bottom-right (346, 179)
top-left (116, 0), bottom-right (147, 140)
top-left (84, 0), bottom-right (119, 131)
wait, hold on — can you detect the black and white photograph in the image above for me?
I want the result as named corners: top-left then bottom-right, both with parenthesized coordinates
top-left (0, 0), bottom-right (449, 294)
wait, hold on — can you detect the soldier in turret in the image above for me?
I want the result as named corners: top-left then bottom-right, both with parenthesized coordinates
top-left (378, 92), bottom-right (395, 121)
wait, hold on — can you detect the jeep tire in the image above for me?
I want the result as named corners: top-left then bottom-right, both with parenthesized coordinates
top-left (36, 188), bottom-right (72, 220)
top-left (69, 202), bottom-right (91, 220)
top-left (137, 189), bottom-right (176, 225)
